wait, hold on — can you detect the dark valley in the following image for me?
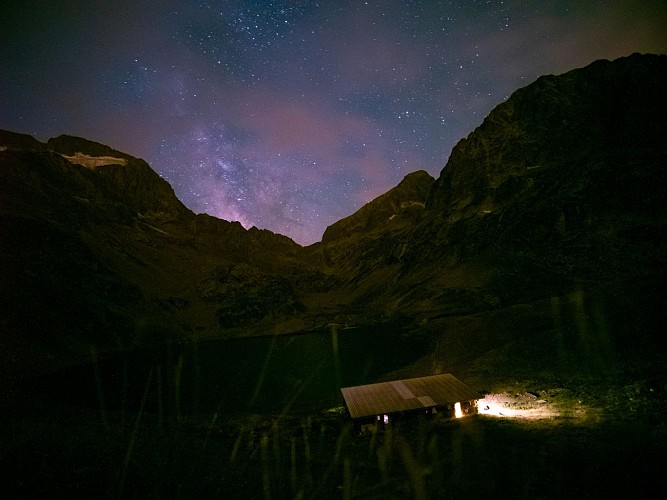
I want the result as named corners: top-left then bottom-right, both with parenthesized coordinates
top-left (1, 53), bottom-right (666, 498)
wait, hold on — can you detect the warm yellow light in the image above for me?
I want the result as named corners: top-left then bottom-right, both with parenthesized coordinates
top-left (454, 401), bottom-right (463, 418)
top-left (478, 397), bottom-right (514, 417)
top-left (477, 395), bottom-right (559, 420)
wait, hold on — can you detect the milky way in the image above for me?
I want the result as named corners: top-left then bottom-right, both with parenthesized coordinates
top-left (2, 1), bottom-right (665, 244)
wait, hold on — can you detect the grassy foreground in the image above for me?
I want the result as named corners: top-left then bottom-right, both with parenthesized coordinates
top-left (2, 280), bottom-right (666, 498)
top-left (2, 373), bottom-right (666, 499)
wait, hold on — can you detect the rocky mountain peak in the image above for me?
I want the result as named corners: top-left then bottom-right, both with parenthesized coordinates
top-left (427, 53), bottom-right (667, 220)
top-left (0, 129), bottom-right (46, 152)
top-left (322, 169), bottom-right (434, 243)
top-left (0, 131), bottom-right (189, 218)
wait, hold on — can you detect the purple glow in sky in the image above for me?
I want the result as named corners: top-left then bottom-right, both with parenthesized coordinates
top-left (2, 1), bottom-right (665, 244)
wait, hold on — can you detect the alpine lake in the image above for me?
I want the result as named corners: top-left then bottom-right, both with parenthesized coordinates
top-left (27, 326), bottom-right (434, 417)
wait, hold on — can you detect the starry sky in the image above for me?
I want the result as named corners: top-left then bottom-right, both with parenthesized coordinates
top-left (2, 1), bottom-right (665, 245)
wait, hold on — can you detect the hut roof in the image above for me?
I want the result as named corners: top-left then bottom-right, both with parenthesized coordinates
top-left (340, 373), bottom-right (482, 419)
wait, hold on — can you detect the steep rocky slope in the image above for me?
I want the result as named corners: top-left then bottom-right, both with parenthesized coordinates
top-left (424, 53), bottom-right (666, 276)
top-left (312, 53), bottom-right (667, 321)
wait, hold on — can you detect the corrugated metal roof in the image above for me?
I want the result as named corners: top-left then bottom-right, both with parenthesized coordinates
top-left (340, 373), bottom-right (482, 419)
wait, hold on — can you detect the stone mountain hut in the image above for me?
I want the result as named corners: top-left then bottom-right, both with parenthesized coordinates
top-left (340, 373), bottom-right (482, 431)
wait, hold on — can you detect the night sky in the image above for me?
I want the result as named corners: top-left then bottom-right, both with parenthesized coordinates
top-left (2, 1), bottom-right (665, 245)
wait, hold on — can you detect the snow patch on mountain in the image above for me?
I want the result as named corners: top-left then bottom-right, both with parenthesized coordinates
top-left (61, 152), bottom-right (127, 169)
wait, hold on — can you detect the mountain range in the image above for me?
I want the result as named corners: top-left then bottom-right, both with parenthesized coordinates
top-left (1, 53), bottom-right (666, 376)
